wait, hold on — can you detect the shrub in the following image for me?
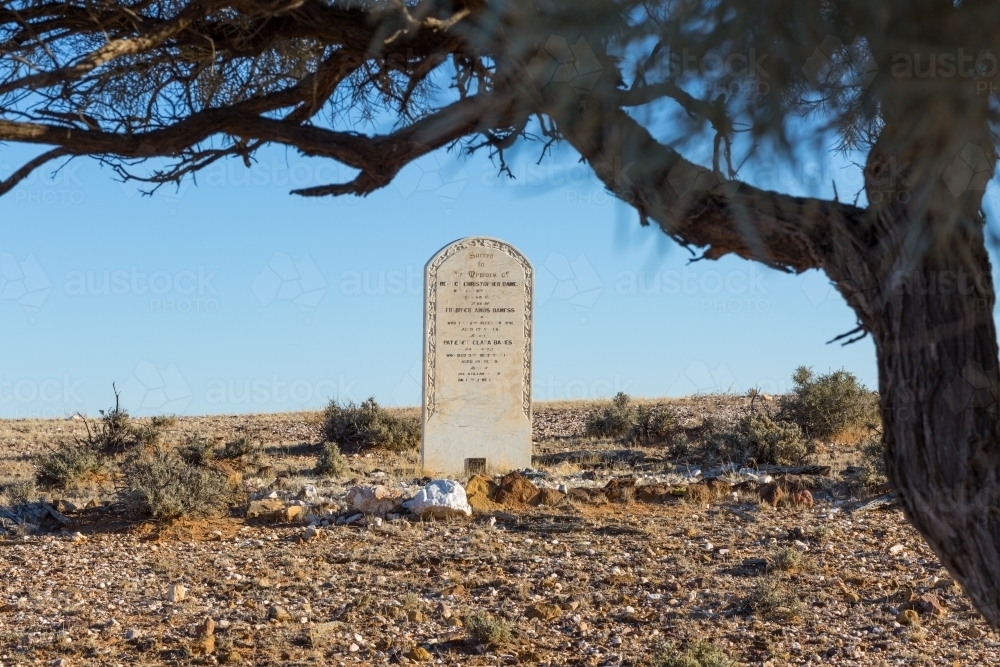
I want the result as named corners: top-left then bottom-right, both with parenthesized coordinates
top-left (315, 442), bottom-right (348, 477)
top-left (0, 479), bottom-right (38, 503)
top-left (722, 413), bottom-right (805, 465)
top-left (221, 436), bottom-right (262, 462)
top-left (149, 415), bottom-right (177, 430)
top-left (785, 366), bottom-right (879, 439)
top-left (179, 437), bottom-right (216, 467)
top-left (121, 448), bottom-right (236, 520)
top-left (655, 641), bottom-right (735, 667)
top-left (587, 392), bottom-right (634, 439)
top-left (769, 547), bottom-right (804, 572)
top-left (587, 393), bottom-right (678, 444)
top-left (859, 431), bottom-right (888, 490)
top-left (465, 612), bottom-right (511, 647)
top-left (321, 397), bottom-right (420, 453)
top-left (630, 404), bottom-right (678, 444)
top-left (734, 577), bottom-right (802, 621)
top-left (77, 386), bottom-right (162, 455)
top-left (36, 443), bottom-right (104, 489)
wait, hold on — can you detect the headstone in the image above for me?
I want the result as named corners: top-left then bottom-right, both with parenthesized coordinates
top-left (422, 237), bottom-right (533, 476)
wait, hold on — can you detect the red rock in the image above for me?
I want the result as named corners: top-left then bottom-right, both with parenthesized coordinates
top-left (495, 472), bottom-right (539, 506)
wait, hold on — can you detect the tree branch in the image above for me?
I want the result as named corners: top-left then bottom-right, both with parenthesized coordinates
top-left (0, 147), bottom-right (69, 196)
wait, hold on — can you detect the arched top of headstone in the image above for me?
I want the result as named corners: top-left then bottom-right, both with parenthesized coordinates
top-left (425, 236), bottom-right (533, 277)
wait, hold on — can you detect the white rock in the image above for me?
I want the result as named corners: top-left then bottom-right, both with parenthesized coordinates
top-left (889, 543), bottom-right (906, 555)
top-left (165, 584), bottom-right (186, 603)
top-left (403, 479), bottom-right (472, 519)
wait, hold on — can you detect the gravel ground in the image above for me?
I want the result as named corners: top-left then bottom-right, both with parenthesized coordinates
top-left (0, 398), bottom-right (995, 666)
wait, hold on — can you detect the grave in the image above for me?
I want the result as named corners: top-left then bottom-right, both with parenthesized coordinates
top-left (422, 237), bottom-right (533, 476)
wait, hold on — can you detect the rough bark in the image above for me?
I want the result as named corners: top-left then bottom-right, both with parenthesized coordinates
top-left (862, 119), bottom-right (1000, 626)
top-left (551, 85), bottom-right (1000, 625)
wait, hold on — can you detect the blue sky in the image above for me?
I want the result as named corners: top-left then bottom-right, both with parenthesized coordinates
top-left (0, 136), bottom-right (931, 418)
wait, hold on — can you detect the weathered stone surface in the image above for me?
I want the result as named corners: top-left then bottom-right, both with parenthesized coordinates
top-left (422, 237), bottom-right (533, 476)
top-left (494, 471), bottom-right (539, 506)
top-left (403, 479), bottom-right (472, 519)
top-left (345, 485), bottom-right (404, 517)
top-left (534, 488), bottom-right (567, 507)
top-left (165, 584), bottom-right (186, 603)
top-left (604, 477), bottom-right (637, 502)
top-left (567, 487), bottom-right (607, 504)
top-left (525, 602), bottom-right (561, 620)
top-left (636, 483), bottom-right (673, 503)
top-left (246, 498), bottom-right (285, 519)
top-left (464, 475), bottom-right (504, 514)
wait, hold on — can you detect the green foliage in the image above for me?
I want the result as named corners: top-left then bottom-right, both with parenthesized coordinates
top-left (121, 448), bottom-right (236, 520)
top-left (654, 641), bottom-right (735, 667)
top-left (465, 612), bottom-right (512, 647)
top-left (587, 392), bottom-right (635, 438)
top-left (149, 415), bottom-right (177, 430)
top-left (36, 442), bottom-right (103, 489)
top-left (785, 366), bottom-right (879, 439)
top-left (321, 397), bottom-right (420, 453)
top-left (0, 479), bottom-right (38, 503)
top-left (78, 386), bottom-right (162, 455)
top-left (859, 431), bottom-right (889, 490)
top-left (586, 392), bottom-right (678, 444)
top-left (179, 437), bottom-right (216, 467)
top-left (734, 577), bottom-right (803, 621)
top-left (722, 413), bottom-right (805, 465)
top-left (221, 436), bottom-right (262, 463)
top-left (769, 547), bottom-right (804, 572)
top-left (315, 442), bottom-right (348, 477)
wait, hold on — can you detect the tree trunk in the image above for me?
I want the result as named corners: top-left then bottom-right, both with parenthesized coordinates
top-left (550, 84), bottom-right (1000, 625)
top-left (858, 123), bottom-right (1000, 625)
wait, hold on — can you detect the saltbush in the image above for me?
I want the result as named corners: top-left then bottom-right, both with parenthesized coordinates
top-left (36, 443), bottom-right (104, 489)
top-left (655, 641), bottom-right (735, 667)
top-left (722, 413), bottom-right (805, 465)
top-left (121, 448), bottom-right (235, 520)
top-left (465, 612), bottom-right (512, 647)
top-left (321, 397), bottom-right (420, 452)
top-left (785, 366), bottom-right (879, 439)
top-left (586, 393), bottom-right (678, 444)
top-left (314, 442), bottom-right (348, 477)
